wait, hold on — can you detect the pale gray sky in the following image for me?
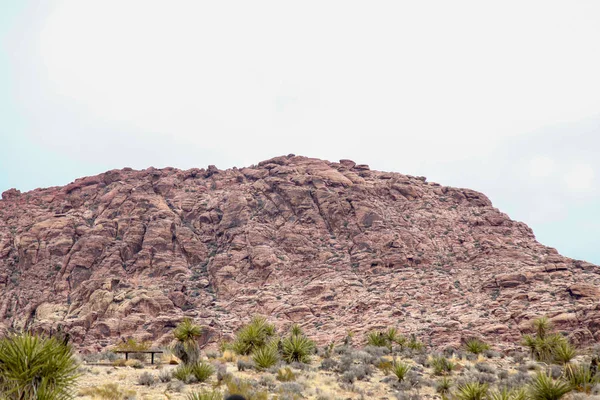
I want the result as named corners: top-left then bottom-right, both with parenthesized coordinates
top-left (1, 1), bottom-right (599, 263)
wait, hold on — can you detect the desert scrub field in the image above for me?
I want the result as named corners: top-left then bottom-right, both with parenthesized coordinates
top-left (2, 316), bottom-right (600, 400)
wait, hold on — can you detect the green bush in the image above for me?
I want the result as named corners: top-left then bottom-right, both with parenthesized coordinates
top-left (455, 382), bottom-right (489, 400)
top-left (252, 345), bottom-right (279, 370)
top-left (0, 332), bottom-right (79, 399)
top-left (232, 316), bottom-right (276, 355)
top-left (436, 376), bottom-right (452, 395)
top-left (173, 364), bottom-right (194, 382)
top-left (464, 338), bottom-right (491, 355)
top-left (366, 331), bottom-right (388, 347)
top-left (191, 362), bottom-right (214, 383)
top-left (282, 334), bottom-right (315, 364)
top-left (186, 389), bottom-right (222, 400)
top-left (392, 361), bottom-right (412, 382)
top-left (431, 355), bottom-right (455, 376)
top-left (529, 372), bottom-right (572, 400)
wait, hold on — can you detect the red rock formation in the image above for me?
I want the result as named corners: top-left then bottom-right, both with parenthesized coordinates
top-left (0, 155), bottom-right (598, 351)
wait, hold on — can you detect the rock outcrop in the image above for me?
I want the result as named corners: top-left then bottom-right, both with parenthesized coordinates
top-left (0, 155), bottom-right (598, 351)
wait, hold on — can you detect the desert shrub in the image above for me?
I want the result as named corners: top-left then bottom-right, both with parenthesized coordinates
top-left (351, 364), bottom-right (373, 381)
top-left (320, 358), bottom-right (338, 371)
top-left (455, 382), bottom-right (489, 400)
top-left (113, 338), bottom-right (151, 352)
top-left (290, 324), bottom-right (303, 336)
top-left (125, 359), bottom-right (143, 369)
top-left (431, 355), bottom-right (455, 376)
top-left (377, 359), bottom-right (394, 375)
top-left (259, 374), bottom-right (277, 390)
top-left (79, 383), bottom-right (136, 400)
top-left (0, 332), bottom-right (79, 399)
top-left (232, 316), bottom-right (276, 355)
top-left (436, 376), bottom-right (452, 395)
top-left (173, 363), bottom-right (194, 382)
top-left (407, 335), bottom-right (425, 352)
top-left (167, 380), bottom-right (185, 392)
top-left (363, 345), bottom-right (390, 357)
top-left (237, 357), bottom-right (254, 371)
top-left (393, 361), bottom-right (412, 382)
top-left (138, 371), bottom-right (155, 386)
top-left (366, 331), bottom-right (388, 347)
top-left (172, 318), bottom-right (203, 366)
top-left (485, 349), bottom-right (502, 359)
top-left (505, 372), bottom-right (532, 390)
top-left (206, 350), bottom-right (220, 359)
top-left (351, 350), bottom-right (375, 365)
top-left (475, 363), bottom-right (496, 374)
top-left (277, 367), bottom-right (296, 382)
top-left (465, 338), bottom-right (491, 355)
top-left (158, 368), bottom-right (172, 382)
top-left (529, 371), bottom-right (572, 400)
top-left (282, 334), bottom-right (315, 364)
top-left (191, 362), bottom-right (214, 383)
top-left (252, 345), bottom-right (279, 370)
top-left (186, 389), bottom-right (222, 400)
top-left (340, 370), bottom-right (357, 384)
top-left (513, 352), bottom-right (526, 364)
top-left (279, 382), bottom-right (304, 396)
top-left (224, 376), bottom-right (269, 400)
top-left (564, 363), bottom-right (600, 393)
top-left (488, 387), bottom-right (528, 400)
top-left (553, 341), bottom-right (577, 365)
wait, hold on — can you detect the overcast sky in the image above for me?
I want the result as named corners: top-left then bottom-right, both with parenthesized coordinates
top-left (1, 1), bottom-right (599, 264)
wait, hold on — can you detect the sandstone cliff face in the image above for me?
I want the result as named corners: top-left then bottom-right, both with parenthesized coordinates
top-left (0, 155), bottom-right (598, 351)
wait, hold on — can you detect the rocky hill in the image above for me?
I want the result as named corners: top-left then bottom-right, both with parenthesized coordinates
top-left (0, 155), bottom-right (598, 352)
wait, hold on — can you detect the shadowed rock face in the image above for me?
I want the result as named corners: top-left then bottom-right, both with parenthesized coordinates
top-left (0, 155), bottom-right (598, 351)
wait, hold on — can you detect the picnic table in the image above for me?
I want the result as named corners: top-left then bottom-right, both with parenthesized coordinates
top-left (114, 349), bottom-right (164, 365)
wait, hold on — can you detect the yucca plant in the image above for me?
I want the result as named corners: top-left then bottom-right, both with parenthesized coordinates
top-left (533, 317), bottom-right (551, 339)
top-left (529, 372), bottom-right (572, 400)
top-left (191, 362), bottom-right (214, 383)
top-left (488, 387), bottom-right (529, 400)
top-left (173, 363), bottom-right (194, 382)
top-left (552, 340), bottom-right (576, 365)
top-left (436, 376), bottom-right (452, 395)
top-left (366, 331), bottom-right (388, 347)
top-left (290, 324), bottom-right (303, 337)
top-left (564, 363), bottom-right (600, 393)
top-left (172, 318), bottom-right (202, 365)
top-left (232, 316), bottom-right (276, 355)
top-left (392, 361), bottom-right (412, 382)
top-left (186, 389), bottom-right (222, 400)
top-left (431, 355), bottom-right (455, 376)
top-left (252, 345), bottom-right (279, 370)
top-left (407, 335), bottom-right (425, 351)
top-left (455, 382), bottom-right (489, 400)
top-left (0, 332), bottom-right (79, 400)
top-left (224, 375), bottom-right (269, 400)
top-left (464, 338), bottom-right (490, 355)
top-left (281, 334), bottom-right (315, 364)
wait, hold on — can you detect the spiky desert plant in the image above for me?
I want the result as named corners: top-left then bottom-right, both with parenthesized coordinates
top-left (533, 317), bottom-right (552, 339)
top-left (0, 332), bottom-right (79, 400)
top-left (431, 355), bottom-right (455, 376)
top-left (366, 331), bottom-right (388, 347)
top-left (455, 382), bottom-right (489, 400)
top-left (564, 363), bottom-right (600, 393)
top-left (172, 318), bottom-right (202, 365)
top-left (394, 334), bottom-right (408, 350)
top-left (191, 362), bottom-right (214, 383)
top-left (224, 375), bottom-right (269, 400)
top-left (407, 335), bottom-right (425, 351)
top-left (282, 334), bottom-right (315, 364)
top-left (173, 364), bottom-right (195, 382)
top-left (392, 361), bottom-right (412, 382)
top-left (252, 345), bottom-right (279, 370)
top-left (436, 376), bottom-right (452, 395)
top-left (488, 387), bottom-right (529, 400)
top-left (522, 334), bottom-right (538, 359)
top-left (290, 324), bottom-right (303, 337)
top-left (186, 389), bottom-right (222, 400)
top-left (464, 338), bottom-right (490, 355)
top-left (232, 316), bottom-right (276, 355)
top-left (552, 340), bottom-right (576, 365)
top-left (529, 372), bottom-right (572, 400)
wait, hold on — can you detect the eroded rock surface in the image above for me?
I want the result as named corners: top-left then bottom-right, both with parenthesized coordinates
top-left (0, 155), bottom-right (598, 351)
